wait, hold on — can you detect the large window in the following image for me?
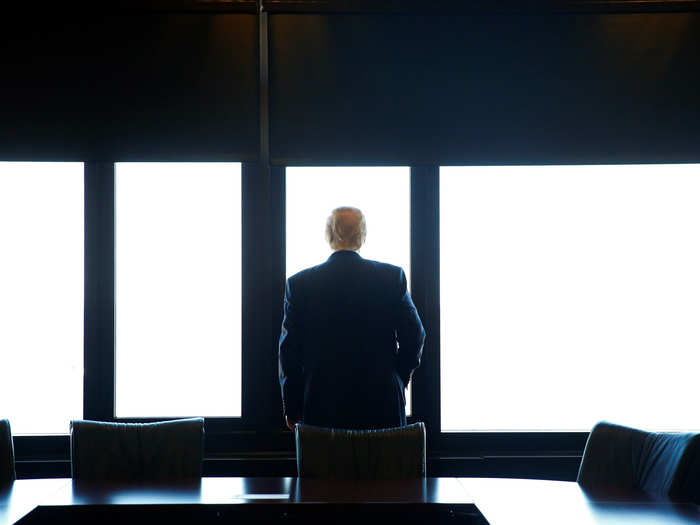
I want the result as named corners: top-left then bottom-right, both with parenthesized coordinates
top-left (441, 164), bottom-right (700, 432)
top-left (115, 163), bottom-right (242, 417)
top-left (13, 158), bottom-right (700, 462)
top-left (285, 166), bottom-right (412, 410)
top-left (0, 162), bottom-right (84, 435)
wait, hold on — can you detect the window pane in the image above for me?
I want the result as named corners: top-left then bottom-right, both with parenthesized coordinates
top-left (286, 167), bottom-right (410, 280)
top-left (115, 163), bottom-right (241, 417)
top-left (286, 166), bottom-right (412, 412)
top-left (0, 162), bottom-right (83, 435)
top-left (441, 165), bottom-right (700, 432)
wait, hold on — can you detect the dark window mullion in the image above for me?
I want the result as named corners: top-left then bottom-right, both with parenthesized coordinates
top-left (239, 162), bottom-right (288, 432)
top-left (83, 161), bottom-right (116, 422)
top-left (409, 165), bottom-right (441, 445)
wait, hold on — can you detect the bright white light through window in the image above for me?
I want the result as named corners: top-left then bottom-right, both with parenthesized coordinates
top-left (286, 167), bottom-right (410, 279)
top-left (0, 162), bottom-right (84, 435)
top-left (286, 166), bottom-right (412, 412)
top-left (441, 164), bottom-right (700, 432)
top-left (115, 163), bottom-right (241, 417)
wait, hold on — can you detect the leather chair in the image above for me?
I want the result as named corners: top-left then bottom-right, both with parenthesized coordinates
top-left (577, 421), bottom-right (700, 503)
top-left (0, 419), bottom-right (16, 485)
top-left (295, 422), bottom-right (426, 479)
top-left (70, 417), bottom-right (204, 485)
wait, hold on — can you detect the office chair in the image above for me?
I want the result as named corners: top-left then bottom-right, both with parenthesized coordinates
top-left (0, 419), bottom-right (16, 485)
top-left (70, 417), bottom-right (204, 485)
top-left (295, 422), bottom-right (426, 479)
top-left (577, 421), bottom-right (700, 503)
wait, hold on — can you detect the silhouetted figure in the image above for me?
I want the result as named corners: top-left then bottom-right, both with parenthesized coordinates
top-left (279, 207), bottom-right (425, 430)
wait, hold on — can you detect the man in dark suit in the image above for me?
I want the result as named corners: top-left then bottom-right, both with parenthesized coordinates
top-left (279, 206), bottom-right (425, 430)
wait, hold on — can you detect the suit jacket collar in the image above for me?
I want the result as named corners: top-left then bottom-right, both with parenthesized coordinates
top-left (328, 250), bottom-right (361, 262)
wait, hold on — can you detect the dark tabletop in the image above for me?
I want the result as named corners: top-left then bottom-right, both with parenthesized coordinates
top-left (1, 477), bottom-right (478, 525)
top-left (5, 477), bottom-right (700, 525)
top-left (460, 477), bottom-right (700, 525)
top-left (20, 478), bottom-right (484, 525)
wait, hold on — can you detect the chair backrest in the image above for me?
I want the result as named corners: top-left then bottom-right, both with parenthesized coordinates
top-left (70, 418), bottom-right (204, 485)
top-left (675, 436), bottom-right (700, 505)
top-left (295, 422), bottom-right (426, 479)
top-left (577, 421), bottom-right (700, 502)
top-left (0, 419), bottom-right (16, 485)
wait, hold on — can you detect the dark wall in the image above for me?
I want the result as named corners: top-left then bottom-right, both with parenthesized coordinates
top-left (0, 13), bottom-right (258, 161)
top-left (270, 12), bottom-right (700, 164)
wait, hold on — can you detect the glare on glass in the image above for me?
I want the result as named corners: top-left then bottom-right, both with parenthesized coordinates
top-left (440, 164), bottom-right (700, 432)
top-left (0, 162), bottom-right (84, 435)
top-left (115, 163), bottom-right (241, 417)
top-left (286, 166), bottom-right (412, 411)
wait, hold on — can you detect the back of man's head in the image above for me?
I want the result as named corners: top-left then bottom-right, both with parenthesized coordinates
top-left (326, 207), bottom-right (366, 251)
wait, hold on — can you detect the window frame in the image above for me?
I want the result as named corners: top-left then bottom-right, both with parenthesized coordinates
top-left (84, 162), bottom-right (266, 433)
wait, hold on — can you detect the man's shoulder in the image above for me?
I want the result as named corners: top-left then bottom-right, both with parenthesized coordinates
top-left (287, 261), bottom-right (326, 284)
top-left (360, 257), bottom-right (404, 277)
top-left (288, 256), bottom-right (404, 285)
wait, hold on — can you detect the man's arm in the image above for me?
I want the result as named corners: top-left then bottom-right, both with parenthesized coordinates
top-left (278, 278), bottom-right (304, 428)
top-left (394, 268), bottom-right (426, 386)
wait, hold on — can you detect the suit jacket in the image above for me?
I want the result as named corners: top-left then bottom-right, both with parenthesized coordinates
top-left (279, 250), bottom-right (425, 430)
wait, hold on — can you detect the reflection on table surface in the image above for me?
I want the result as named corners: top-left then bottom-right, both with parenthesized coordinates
top-left (38, 477), bottom-right (470, 506)
top-left (459, 477), bottom-right (700, 525)
top-left (0, 479), bottom-right (70, 525)
top-left (41, 477), bottom-right (294, 505)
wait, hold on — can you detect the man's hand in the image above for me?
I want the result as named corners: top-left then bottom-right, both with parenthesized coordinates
top-left (285, 416), bottom-right (301, 431)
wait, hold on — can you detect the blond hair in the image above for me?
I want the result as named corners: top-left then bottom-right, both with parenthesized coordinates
top-left (325, 207), bottom-right (366, 251)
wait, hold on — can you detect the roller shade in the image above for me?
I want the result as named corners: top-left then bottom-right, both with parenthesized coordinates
top-left (0, 13), bottom-right (258, 161)
top-left (269, 13), bottom-right (700, 164)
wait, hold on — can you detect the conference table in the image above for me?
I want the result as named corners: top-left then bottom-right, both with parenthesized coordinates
top-left (2, 476), bottom-right (700, 524)
top-left (459, 478), bottom-right (700, 525)
top-left (2, 477), bottom-right (480, 524)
